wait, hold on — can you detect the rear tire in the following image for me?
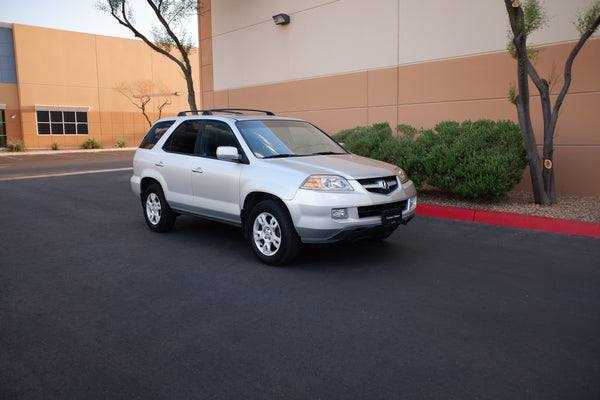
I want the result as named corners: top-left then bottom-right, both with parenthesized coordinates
top-left (247, 200), bottom-right (301, 266)
top-left (142, 184), bottom-right (176, 232)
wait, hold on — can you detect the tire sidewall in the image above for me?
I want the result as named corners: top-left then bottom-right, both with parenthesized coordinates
top-left (247, 200), bottom-right (300, 266)
top-left (142, 184), bottom-right (175, 232)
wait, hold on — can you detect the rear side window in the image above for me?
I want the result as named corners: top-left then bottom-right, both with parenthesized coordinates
top-left (163, 120), bottom-right (202, 155)
top-left (139, 120), bottom-right (175, 149)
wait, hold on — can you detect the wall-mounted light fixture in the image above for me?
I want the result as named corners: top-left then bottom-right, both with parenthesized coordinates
top-left (272, 13), bottom-right (290, 25)
top-left (174, 92), bottom-right (182, 96)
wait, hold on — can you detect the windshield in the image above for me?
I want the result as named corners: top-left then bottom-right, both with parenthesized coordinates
top-left (236, 120), bottom-right (347, 159)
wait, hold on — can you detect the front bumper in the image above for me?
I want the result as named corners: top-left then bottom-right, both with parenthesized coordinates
top-left (286, 181), bottom-right (417, 244)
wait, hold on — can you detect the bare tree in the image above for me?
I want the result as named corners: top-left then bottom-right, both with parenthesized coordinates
top-left (115, 79), bottom-right (173, 127)
top-left (99, 0), bottom-right (201, 111)
top-left (505, 0), bottom-right (600, 205)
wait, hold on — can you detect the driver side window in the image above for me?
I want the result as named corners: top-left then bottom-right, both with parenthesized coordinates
top-left (199, 120), bottom-right (240, 158)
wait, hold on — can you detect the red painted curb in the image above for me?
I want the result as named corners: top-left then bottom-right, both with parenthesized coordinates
top-left (416, 204), bottom-right (600, 239)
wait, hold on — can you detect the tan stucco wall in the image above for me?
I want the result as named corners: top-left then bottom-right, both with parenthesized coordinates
top-left (210, 0), bottom-right (598, 91)
top-left (8, 24), bottom-right (199, 149)
top-left (200, 0), bottom-right (600, 196)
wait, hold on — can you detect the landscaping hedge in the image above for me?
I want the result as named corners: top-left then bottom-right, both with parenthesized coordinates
top-left (334, 119), bottom-right (528, 202)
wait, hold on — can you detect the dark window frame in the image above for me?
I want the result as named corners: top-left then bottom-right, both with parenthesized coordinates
top-left (36, 107), bottom-right (89, 136)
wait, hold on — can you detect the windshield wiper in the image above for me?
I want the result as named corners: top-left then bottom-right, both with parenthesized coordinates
top-left (263, 154), bottom-right (297, 159)
top-left (310, 151), bottom-right (343, 156)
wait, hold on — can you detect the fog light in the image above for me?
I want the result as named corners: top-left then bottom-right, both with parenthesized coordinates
top-left (331, 208), bottom-right (348, 219)
top-left (409, 196), bottom-right (417, 210)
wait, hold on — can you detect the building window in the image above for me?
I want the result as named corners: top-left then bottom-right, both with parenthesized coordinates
top-left (0, 110), bottom-right (6, 147)
top-left (35, 106), bottom-right (89, 135)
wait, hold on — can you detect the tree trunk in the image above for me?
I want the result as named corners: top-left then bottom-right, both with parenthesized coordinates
top-left (506, 1), bottom-right (600, 205)
top-left (505, 0), bottom-right (550, 205)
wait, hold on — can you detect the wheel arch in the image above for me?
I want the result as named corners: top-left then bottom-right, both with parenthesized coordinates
top-left (140, 177), bottom-right (162, 202)
top-left (241, 192), bottom-right (290, 238)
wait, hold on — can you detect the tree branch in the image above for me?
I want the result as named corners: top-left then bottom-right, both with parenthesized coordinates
top-left (550, 13), bottom-right (600, 132)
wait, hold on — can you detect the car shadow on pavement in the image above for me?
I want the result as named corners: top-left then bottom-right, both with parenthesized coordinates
top-left (294, 239), bottom-right (408, 269)
top-left (159, 215), bottom-right (410, 270)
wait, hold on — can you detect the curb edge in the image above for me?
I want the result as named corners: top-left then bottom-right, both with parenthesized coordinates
top-left (417, 204), bottom-right (600, 239)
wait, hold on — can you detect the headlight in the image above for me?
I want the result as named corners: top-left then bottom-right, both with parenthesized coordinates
top-left (301, 175), bottom-right (354, 191)
top-left (396, 168), bottom-right (409, 184)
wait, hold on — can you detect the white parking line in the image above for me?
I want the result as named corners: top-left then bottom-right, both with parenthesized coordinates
top-left (0, 167), bottom-right (133, 181)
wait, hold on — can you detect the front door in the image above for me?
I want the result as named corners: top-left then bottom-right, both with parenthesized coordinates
top-left (192, 120), bottom-right (244, 225)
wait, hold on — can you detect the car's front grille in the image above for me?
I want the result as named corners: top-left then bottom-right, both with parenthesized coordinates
top-left (358, 200), bottom-right (407, 218)
top-left (357, 176), bottom-right (398, 195)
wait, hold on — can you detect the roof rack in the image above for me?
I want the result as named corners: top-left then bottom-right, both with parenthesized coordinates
top-left (177, 109), bottom-right (275, 117)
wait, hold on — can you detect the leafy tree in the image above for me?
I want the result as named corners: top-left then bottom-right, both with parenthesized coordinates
top-left (504, 0), bottom-right (600, 205)
top-left (98, 0), bottom-right (202, 112)
top-left (115, 79), bottom-right (173, 127)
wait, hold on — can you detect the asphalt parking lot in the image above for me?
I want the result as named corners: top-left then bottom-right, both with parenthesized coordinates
top-left (1, 153), bottom-right (599, 399)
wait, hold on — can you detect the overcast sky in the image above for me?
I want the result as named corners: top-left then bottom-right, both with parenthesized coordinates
top-left (0, 0), bottom-right (199, 42)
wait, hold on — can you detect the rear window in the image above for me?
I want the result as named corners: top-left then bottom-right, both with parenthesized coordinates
top-left (162, 120), bottom-right (202, 155)
top-left (139, 120), bottom-right (175, 149)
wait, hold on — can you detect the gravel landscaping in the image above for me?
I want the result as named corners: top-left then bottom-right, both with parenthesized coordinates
top-left (418, 188), bottom-right (600, 224)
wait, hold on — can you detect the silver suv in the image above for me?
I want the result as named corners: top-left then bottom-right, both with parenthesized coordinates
top-left (130, 109), bottom-right (417, 265)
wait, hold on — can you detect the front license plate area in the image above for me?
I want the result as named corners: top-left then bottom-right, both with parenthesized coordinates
top-left (382, 208), bottom-right (403, 226)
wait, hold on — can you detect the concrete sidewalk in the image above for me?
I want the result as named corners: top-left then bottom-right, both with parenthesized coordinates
top-left (0, 147), bottom-right (137, 156)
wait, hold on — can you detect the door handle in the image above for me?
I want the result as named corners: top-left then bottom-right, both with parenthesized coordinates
top-left (155, 161), bottom-right (164, 167)
top-left (192, 167), bottom-right (203, 174)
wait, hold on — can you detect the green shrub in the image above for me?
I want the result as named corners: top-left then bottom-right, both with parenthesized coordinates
top-left (116, 138), bottom-right (127, 148)
top-left (7, 141), bottom-right (26, 152)
top-left (334, 119), bottom-right (528, 202)
top-left (82, 137), bottom-right (102, 149)
top-left (51, 142), bottom-right (59, 151)
top-left (334, 122), bottom-right (401, 165)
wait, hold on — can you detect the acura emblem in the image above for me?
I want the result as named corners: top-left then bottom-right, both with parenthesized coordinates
top-left (377, 179), bottom-right (389, 190)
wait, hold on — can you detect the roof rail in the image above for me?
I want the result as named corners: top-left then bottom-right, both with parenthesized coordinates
top-left (177, 109), bottom-right (275, 117)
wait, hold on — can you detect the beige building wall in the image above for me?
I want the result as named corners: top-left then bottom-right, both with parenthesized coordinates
top-left (8, 24), bottom-right (199, 149)
top-left (200, 0), bottom-right (600, 195)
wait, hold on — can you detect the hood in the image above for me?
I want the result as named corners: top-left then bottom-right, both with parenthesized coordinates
top-left (265, 154), bottom-right (397, 180)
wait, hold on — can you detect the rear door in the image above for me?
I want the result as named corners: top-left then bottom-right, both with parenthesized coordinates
top-left (159, 120), bottom-right (202, 212)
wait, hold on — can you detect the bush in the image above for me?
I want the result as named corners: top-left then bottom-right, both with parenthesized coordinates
top-left (82, 137), bottom-right (102, 149)
top-left (7, 141), bottom-right (26, 152)
top-left (335, 122), bottom-right (402, 165)
top-left (116, 138), bottom-right (127, 148)
top-left (51, 142), bottom-right (59, 151)
top-left (334, 120), bottom-right (528, 202)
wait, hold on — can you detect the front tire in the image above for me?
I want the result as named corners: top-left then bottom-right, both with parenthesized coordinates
top-left (247, 200), bottom-right (301, 266)
top-left (142, 184), bottom-right (176, 232)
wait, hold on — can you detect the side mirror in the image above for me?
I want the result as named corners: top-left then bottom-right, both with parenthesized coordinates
top-left (216, 146), bottom-right (241, 161)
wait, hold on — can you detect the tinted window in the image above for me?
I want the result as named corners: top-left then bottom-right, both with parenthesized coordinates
top-left (163, 120), bottom-right (202, 155)
top-left (50, 111), bottom-right (62, 122)
top-left (64, 112), bottom-right (75, 122)
top-left (36, 109), bottom-right (89, 135)
top-left (36, 111), bottom-right (50, 123)
top-left (64, 123), bottom-right (77, 135)
top-left (139, 120), bottom-right (175, 149)
top-left (199, 120), bottom-right (239, 158)
top-left (51, 123), bottom-right (63, 134)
